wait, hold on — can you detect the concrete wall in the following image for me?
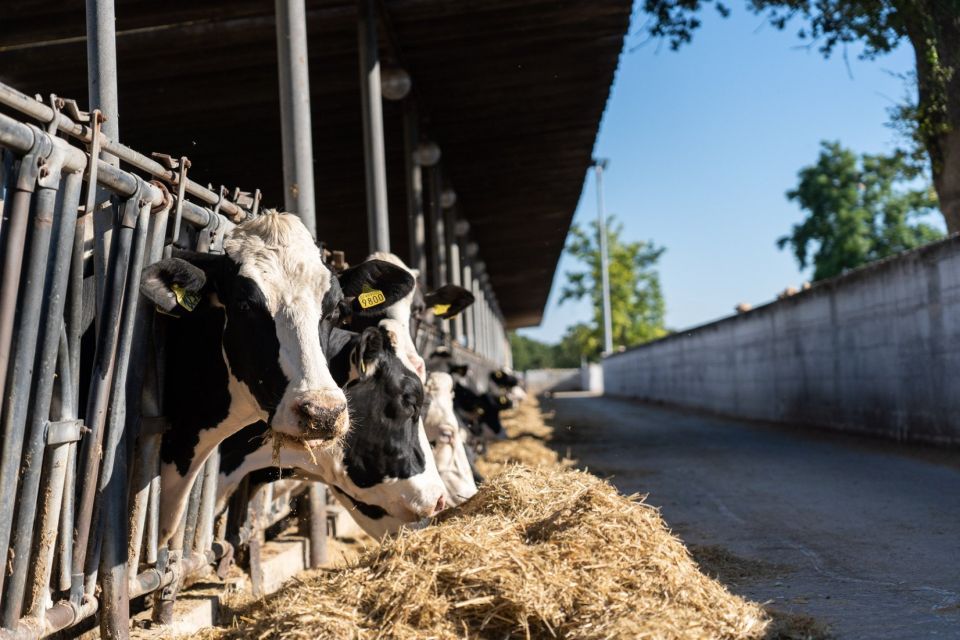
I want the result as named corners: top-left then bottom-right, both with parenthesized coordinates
top-left (603, 235), bottom-right (960, 445)
top-left (523, 368), bottom-right (581, 395)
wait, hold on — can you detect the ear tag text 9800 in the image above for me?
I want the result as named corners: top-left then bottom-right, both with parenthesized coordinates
top-left (358, 283), bottom-right (386, 309)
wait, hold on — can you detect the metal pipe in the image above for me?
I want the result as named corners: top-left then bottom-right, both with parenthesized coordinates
top-left (403, 103), bottom-right (426, 274)
top-left (357, 0), bottom-right (390, 253)
top-left (0, 144), bottom-right (65, 605)
top-left (72, 184), bottom-right (142, 603)
top-left (94, 204), bottom-right (152, 639)
top-left (30, 331), bottom-right (77, 618)
top-left (2, 169), bottom-right (82, 626)
top-left (307, 483), bottom-right (327, 568)
top-left (58, 332), bottom-right (78, 593)
top-left (194, 452), bottom-right (219, 553)
top-left (87, 0), bottom-right (120, 339)
top-left (425, 167), bottom-right (443, 290)
top-left (0, 83), bottom-right (249, 224)
top-left (0, 145), bottom-right (39, 429)
top-left (461, 261), bottom-right (473, 350)
top-left (592, 160), bottom-right (614, 354)
top-left (275, 0), bottom-right (317, 238)
top-left (126, 202), bottom-right (170, 586)
top-left (443, 207), bottom-right (461, 340)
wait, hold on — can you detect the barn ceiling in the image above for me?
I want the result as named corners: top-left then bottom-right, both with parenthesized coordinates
top-left (0, 0), bottom-right (631, 328)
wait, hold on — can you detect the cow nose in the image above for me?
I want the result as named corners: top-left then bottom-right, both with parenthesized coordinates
top-left (295, 398), bottom-right (348, 439)
top-left (435, 494), bottom-right (446, 514)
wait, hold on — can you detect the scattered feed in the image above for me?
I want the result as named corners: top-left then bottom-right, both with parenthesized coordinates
top-left (208, 463), bottom-right (770, 639)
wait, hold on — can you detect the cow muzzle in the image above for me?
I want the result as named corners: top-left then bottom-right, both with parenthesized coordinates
top-left (288, 391), bottom-right (349, 440)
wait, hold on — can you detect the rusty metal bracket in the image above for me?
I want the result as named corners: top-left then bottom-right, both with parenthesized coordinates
top-left (32, 125), bottom-right (68, 190)
top-left (16, 125), bottom-right (52, 194)
top-left (79, 110), bottom-right (104, 216)
top-left (46, 419), bottom-right (84, 446)
top-left (120, 175), bottom-right (150, 229)
top-left (59, 98), bottom-right (91, 124)
top-left (45, 94), bottom-right (63, 136)
top-left (165, 156), bottom-right (191, 256)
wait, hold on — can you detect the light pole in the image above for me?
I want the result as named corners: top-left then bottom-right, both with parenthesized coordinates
top-left (592, 158), bottom-right (613, 355)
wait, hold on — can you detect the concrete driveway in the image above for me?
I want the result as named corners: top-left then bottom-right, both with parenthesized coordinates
top-left (543, 393), bottom-right (960, 639)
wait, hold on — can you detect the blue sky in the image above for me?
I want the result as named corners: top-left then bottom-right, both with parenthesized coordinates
top-left (520, 3), bottom-right (919, 343)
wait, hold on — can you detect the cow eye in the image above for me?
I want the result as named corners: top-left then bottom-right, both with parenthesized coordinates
top-left (237, 300), bottom-right (250, 312)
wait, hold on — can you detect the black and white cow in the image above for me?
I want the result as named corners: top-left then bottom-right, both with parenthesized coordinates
top-left (343, 252), bottom-right (475, 382)
top-left (423, 372), bottom-right (478, 506)
top-left (216, 320), bottom-right (446, 537)
top-left (139, 213), bottom-right (415, 543)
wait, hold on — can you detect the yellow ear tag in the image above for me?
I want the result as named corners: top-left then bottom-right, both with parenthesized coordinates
top-left (359, 359), bottom-right (366, 375)
top-left (357, 283), bottom-right (386, 309)
top-left (432, 303), bottom-right (451, 316)
top-left (171, 283), bottom-right (200, 311)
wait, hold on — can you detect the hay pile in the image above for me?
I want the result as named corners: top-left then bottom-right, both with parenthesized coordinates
top-left (211, 462), bottom-right (769, 639)
top-left (474, 398), bottom-right (569, 478)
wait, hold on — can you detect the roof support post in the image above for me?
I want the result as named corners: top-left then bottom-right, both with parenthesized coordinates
top-left (86, 0), bottom-right (120, 333)
top-left (425, 165), bottom-right (445, 290)
top-left (276, 0), bottom-right (317, 238)
top-left (403, 104), bottom-right (426, 276)
top-left (461, 261), bottom-right (473, 350)
top-left (443, 208), bottom-right (462, 342)
top-left (358, 0), bottom-right (390, 252)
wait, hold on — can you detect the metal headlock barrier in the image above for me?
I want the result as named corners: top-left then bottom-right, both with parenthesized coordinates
top-left (0, 81), bottom-right (318, 640)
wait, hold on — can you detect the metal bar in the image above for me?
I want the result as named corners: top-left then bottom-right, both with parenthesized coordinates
top-left (0, 82), bottom-right (248, 223)
top-left (462, 261), bottom-right (473, 350)
top-left (0, 141), bottom-right (65, 605)
top-left (593, 161), bottom-right (613, 354)
top-left (403, 103), bottom-right (426, 274)
top-left (275, 0), bottom-right (317, 237)
top-left (425, 166), bottom-right (443, 290)
top-left (86, 0), bottom-right (120, 340)
top-left (194, 452), bottom-right (219, 553)
top-left (181, 474), bottom-right (204, 556)
top-left (30, 331), bottom-right (77, 618)
top-left (443, 206), bottom-right (461, 340)
top-left (125, 197), bottom-right (170, 586)
top-left (307, 483), bottom-right (327, 568)
top-left (95, 203), bottom-right (152, 640)
top-left (58, 329), bottom-right (78, 593)
top-left (2, 168), bottom-right (82, 626)
top-left (357, 0), bottom-right (390, 252)
top-left (0, 148), bottom-right (38, 430)
top-left (72, 185), bottom-right (140, 603)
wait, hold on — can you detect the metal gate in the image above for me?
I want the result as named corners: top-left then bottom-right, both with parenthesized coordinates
top-left (0, 83), bottom-right (315, 640)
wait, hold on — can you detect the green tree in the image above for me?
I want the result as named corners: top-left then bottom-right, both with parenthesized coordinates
top-left (640, 0), bottom-right (960, 233)
top-left (559, 216), bottom-right (667, 360)
top-left (778, 141), bottom-right (942, 280)
top-left (508, 332), bottom-right (581, 371)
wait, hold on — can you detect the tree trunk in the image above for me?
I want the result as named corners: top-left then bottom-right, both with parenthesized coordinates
top-left (934, 128), bottom-right (960, 234)
top-left (908, 0), bottom-right (960, 233)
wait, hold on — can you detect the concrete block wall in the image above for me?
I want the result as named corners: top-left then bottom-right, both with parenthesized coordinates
top-left (603, 235), bottom-right (960, 445)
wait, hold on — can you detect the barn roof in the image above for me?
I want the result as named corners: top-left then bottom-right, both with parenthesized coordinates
top-left (0, 0), bottom-right (631, 328)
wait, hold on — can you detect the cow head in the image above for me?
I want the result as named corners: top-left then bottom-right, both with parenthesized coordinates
top-left (343, 252), bottom-right (474, 382)
top-left (424, 372), bottom-right (478, 506)
top-left (141, 213), bottom-right (412, 443)
top-left (217, 321), bottom-right (446, 538)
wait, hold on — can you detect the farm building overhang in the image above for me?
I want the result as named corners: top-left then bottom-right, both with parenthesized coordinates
top-left (0, 0), bottom-right (632, 329)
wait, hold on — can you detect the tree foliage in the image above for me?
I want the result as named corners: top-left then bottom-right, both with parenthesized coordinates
top-left (778, 141), bottom-right (942, 281)
top-left (639, 0), bottom-right (960, 232)
top-left (559, 216), bottom-right (667, 361)
top-left (508, 332), bottom-right (582, 371)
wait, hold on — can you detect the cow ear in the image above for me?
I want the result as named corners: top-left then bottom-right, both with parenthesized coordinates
top-left (337, 259), bottom-right (415, 317)
top-left (355, 327), bottom-right (386, 378)
top-left (141, 257), bottom-right (212, 316)
top-left (423, 284), bottom-right (474, 319)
